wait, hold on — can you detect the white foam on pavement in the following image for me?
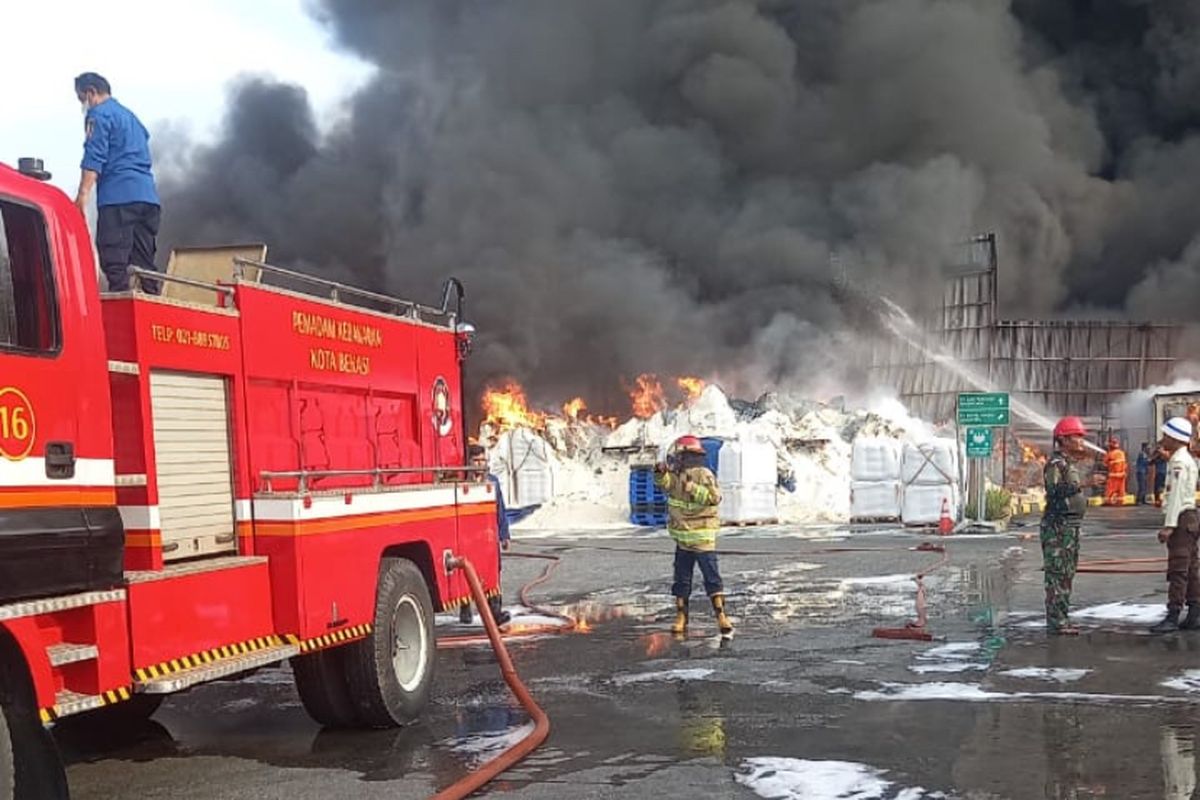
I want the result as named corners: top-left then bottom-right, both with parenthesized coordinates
top-left (736, 757), bottom-right (949, 799)
top-left (1000, 667), bottom-right (1090, 683)
top-left (1163, 671), bottom-right (1200, 693)
top-left (842, 574), bottom-right (917, 587)
top-left (917, 642), bottom-right (982, 660)
top-left (853, 682), bottom-right (1200, 705)
top-left (612, 668), bottom-right (715, 686)
top-left (910, 662), bottom-right (987, 675)
top-left (1071, 602), bottom-right (1165, 625)
top-left (447, 722), bottom-right (536, 765)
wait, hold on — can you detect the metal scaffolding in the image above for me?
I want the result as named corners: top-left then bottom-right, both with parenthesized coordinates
top-left (869, 234), bottom-right (1185, 425)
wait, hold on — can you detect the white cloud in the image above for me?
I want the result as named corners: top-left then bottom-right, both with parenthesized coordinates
top-left (0, 0), bottom-right (372, 193)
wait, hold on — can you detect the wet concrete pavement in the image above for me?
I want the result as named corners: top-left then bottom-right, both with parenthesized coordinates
top-left (62, 505), bottom-right (1200, 799)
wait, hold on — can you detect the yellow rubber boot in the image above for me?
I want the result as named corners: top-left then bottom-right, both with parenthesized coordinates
top-left (671, 597), bottom-right (688, 635)
top-left (712, 594), bottom-right (734, 636)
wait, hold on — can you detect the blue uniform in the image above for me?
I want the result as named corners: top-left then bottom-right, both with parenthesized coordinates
top-left (82, 98), bottom-right (162, 293)
top-left (81, 98), bottom-right (159, 207)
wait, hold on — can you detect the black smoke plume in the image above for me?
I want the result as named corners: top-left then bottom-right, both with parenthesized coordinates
top-left (158, 0), bottom-right (1200, 412)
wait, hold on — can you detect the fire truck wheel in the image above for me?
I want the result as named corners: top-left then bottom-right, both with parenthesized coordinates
top-left (292, 648), bottom-right (358, 728)
top-left (345, 558), bottom-right (435, 728)
top-left (0, 704), bottom-right (12, 800)
top-left (5, 710), bottom-right (66, 800)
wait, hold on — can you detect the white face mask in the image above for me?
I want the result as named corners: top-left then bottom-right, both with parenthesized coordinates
top-left (80, 102), bottom-right (89, 116)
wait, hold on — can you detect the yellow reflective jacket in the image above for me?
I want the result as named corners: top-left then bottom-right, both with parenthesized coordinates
top-left (655, 466), bottom-right (722, 551)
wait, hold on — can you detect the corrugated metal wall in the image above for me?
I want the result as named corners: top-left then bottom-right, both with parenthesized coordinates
top-left (869, 235), bottom-right (1184, 424)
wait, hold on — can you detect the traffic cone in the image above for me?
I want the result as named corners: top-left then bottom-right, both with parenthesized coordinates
top-left (938, 496), bottom-right (953, 536)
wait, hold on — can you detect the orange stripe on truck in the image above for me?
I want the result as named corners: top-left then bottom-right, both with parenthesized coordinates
top-left (0, 487), bottom-right (116, 509)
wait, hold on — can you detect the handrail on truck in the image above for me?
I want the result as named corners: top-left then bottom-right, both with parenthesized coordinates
top-left (130, 266), bottom-right (236, 300)
top-left (259, 465), bottom-right (487, 494)
top-left (232, 257), bottom-right (457, 326)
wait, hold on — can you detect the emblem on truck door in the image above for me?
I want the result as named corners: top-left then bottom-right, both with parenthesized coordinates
top-left (0, 387), bottom-right (36, 461)
top-left (432, 377), bottom-right (453, 437)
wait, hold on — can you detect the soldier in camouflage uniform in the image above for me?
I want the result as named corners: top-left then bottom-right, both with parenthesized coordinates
top-left (1041, 416), bottom-right (1094, 635)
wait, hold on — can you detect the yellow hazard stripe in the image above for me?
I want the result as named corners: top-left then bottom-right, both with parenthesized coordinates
top-left (41, 685), bottom-right (132, 724)
top-left (134, 635), bottom-right (286, 683)
top-left (293, 624), bottom-right (375, 654)
top-left (439, 588), bottom-right (501, 613)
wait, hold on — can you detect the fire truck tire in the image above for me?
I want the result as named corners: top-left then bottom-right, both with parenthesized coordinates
top-left (345, 558), bottom-right (435, 728)
top-left (292, 648), bottom-right (358, 728)
top-left (0, 704), bottom-right (12, 800)
top-left (5, 711), bottom-right (66, 800)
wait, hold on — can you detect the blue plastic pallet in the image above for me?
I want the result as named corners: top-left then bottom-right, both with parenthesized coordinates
top-left (630, 512), bottom-right (667, 527)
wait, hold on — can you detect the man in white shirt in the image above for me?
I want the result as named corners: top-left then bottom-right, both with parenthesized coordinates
top-left (1151, 417), bottom-right (1200, 633)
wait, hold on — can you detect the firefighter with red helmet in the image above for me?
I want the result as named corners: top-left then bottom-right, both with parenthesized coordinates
top-left (655, 435), bottom-right (733, 637)
top-left (1041, 416), bottom-right (1095, 634)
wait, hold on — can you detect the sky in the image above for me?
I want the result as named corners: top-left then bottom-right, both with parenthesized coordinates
top-left (0, 0), bottom-right (372, 196)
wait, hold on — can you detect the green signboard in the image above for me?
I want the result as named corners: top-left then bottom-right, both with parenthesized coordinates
top-left (957, 392), bottom-right (1010, 426)
top-left (966, 427), bottom-right (993, 458)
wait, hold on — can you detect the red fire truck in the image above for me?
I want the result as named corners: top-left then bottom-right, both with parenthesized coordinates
top-left (0, 160), bottom-right (501, 797)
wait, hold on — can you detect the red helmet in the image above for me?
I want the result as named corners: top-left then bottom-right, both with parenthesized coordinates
top-left (673, 435), bottom-right (705, 454)
top-left (1053, 416), bottom-right (1088, 439)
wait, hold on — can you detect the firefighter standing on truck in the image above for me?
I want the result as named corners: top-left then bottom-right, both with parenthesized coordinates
top-left (1149, 417), bottom-right (1200, 634)
top-left (1041, 417), bottom-right (1097, 635)
top-left (73, 72), bottom-right (162, 294)
top-left (655, 435), bottom-right (733, 638)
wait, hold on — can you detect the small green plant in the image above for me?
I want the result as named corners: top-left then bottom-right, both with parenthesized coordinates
top-left (966, 487), bottom-right (1013, 521)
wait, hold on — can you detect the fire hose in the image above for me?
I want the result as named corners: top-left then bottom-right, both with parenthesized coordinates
top-left (871, 543), bottom-right (950, 642)
top-left (430, 555), bottom-right (551, 800)
top-left (437, 551), bottom-right (577, 649)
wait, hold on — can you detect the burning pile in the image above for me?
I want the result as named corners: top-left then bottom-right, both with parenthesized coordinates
top-left (1006, 436), bottom-right (1049, 494)
top-left (477, 375), bottom-right (929, 530)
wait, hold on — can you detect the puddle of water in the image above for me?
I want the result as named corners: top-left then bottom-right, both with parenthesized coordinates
top-left (736, 757), bottom-right (950, 799)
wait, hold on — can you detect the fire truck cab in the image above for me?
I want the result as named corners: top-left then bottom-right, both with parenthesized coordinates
top-left (0, 161), bottom-right (500, 797)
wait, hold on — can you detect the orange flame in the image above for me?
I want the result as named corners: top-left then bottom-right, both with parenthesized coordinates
top-left (630, 374), bottom-right (667, 419)
top-left (482, 381), bottom-right (546, 432)
top-left (677, 376), bottom-right (706, 404)
top-left (1018, 439), bottom-right (1047, 466)
top-left (563, 397), bottom-right (586, 420)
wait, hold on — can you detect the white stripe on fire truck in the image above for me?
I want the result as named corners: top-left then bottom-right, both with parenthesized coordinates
top-left (234, 499), bottom-right (253, 520)
top-left (0, 458), bottom-right (115, 489)
top-left (118, 505), bottom-right (161, 530)
top-left (253, 484), bottom-right (495, 522)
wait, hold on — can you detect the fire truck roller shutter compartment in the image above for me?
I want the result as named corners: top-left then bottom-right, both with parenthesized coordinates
top-left (149, 371), bottom-right (237, 560)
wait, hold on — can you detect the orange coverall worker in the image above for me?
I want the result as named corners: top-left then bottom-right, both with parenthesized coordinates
top-left (1105, 445), bottom-right (1127, 506)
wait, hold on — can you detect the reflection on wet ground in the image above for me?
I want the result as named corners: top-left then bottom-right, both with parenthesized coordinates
top-left (62, 514), bottom-right (1200, 798)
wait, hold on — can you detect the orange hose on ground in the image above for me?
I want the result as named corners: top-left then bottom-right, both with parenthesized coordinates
top-left (437, 551), bottom-right (576, 649)
top-left (430, 556), bottom-right (551, 800)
